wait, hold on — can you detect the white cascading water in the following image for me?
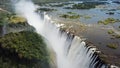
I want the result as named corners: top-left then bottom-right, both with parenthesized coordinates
top-left (14, 0), bottom-right (107, 68)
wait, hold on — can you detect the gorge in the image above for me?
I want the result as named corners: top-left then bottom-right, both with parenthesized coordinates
top-left (14, 0), bottom-right (113, 68)
top-left (0, 0), bottom-right (119, 68)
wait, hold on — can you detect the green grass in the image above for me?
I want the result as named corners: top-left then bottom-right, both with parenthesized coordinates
top-left (107, 30), bottom-right (120, 39)
top-left (108, 30), bottom-right (114, 34)
top-left (60, 14), bottom-right (80, 19)
top-left (33, 0), bottom-right (68, 3)
top-left (114, 35), bottom-right (120, 38)
top-left (98, 18), bottom-right (120, 25)
top-left (65, 2), bottom-right (106, 9)
top-left (67, 12), bottom-right (76, 14)
top-left (9, 15), bottom-right (26, 23)
top-left (84, 15), bottom-right (91, 19)
top-left (37, 8), bottom-right (57, 12)
top-left (74, 4), bottom-right (94, 9)
top-left (0, 11), bottom-right (27, 26)
top-left (107, 43), bottom-right (118, 49)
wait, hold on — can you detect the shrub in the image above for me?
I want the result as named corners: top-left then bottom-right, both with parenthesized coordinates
top-left (0, 11), bottom-right (9, 25)
top-left (72, 3), bottom-right (96, 9)
top-left (64, 2), bottom-right (106, 9)
top-left (107, 43), bottom-right (118, 49)
top-left (60, 14), bottom-right (80, 19)
top-left (37, 8), bottom-right (57, 12)
top-left (98, 18), bottom-right (120, 25)
top-left (84, 15), bottom-right (91, 19)
top-left (67, 12), bottom-right (76, 14)
top-left (114, 35), bottom-right (120, 38)
top-left (0, 31), bottom-right (50, 68)
top-left (108, 30), bottom-right (114, 34)
top-left (8, 15), bottom-right (26, 23)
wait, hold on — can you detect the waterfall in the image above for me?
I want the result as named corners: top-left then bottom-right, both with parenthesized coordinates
top-left (14, 0), bottom-right (108, 68)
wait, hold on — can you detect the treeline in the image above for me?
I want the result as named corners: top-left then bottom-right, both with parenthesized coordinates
top-left (0, 31), bottom-right (50, 68)
top-left (32, 0), bottom-right (68, 3)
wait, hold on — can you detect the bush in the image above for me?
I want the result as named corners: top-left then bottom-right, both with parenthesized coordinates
top-left (8, 15), bottom-right (26, 23)
top-left (72, 3), bottom-right (96, 9)
top-left (0, 31), bottom-right (50, 68)
top-left (84, 15), bottom-right (91, 19)
top-left (107, 43), bottom-right (118, 49)
top-left (67, 12), bottom-right (76, 14)
top-left (108, 30), bottom-right (114, 34)
top-left (106, 12), bottom-right (115, 15)
top-left (0, 11), bottom-right (9, 25)
top-left (98, 18), bottom-right (120, 25)
top-left (37, 8), bottom-right (57, 12)
top-left (60, 14), bottom-right (80, 19)
top-left (114, 35), bottom-right (120, 38)
top-left (64, 2), bottom-right (106, 9)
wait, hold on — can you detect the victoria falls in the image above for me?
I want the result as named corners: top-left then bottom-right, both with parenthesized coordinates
top-left (0, 0), bottom-right (120, 68)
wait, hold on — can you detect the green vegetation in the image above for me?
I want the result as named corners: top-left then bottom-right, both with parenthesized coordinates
top-left (0, 31), bottom-right (50, 68)
top-left (8, 15), bottom-right (26, 23)
top-left (33, 0), bottom-right (68, 3)
top-left (0, 11), bottom-right (32, 36)
top-left (67, 12), bottom-right (76, 14)
top-left (59, 13), bottom-right (92, 19)
top-left (107, 30), bottom-right (120, 39)
top-left (106, 12), bottom-right (115, 15)
top-left (0, 10), bottom-right (26, 25)
top-left (0, 9), bottom-right (46, 67)
top-left (107, 43), bottom-right (118, 49)
top-left (114, 35), bottom-right (120, 39)
top-left (60, 14), bottom-right (80, 19)
top-left (84, 15), bottom-right (91, 19)
top-left (0, 31), bottom-right (48, 60)
top-left (108, 30), bottom-right (114, 34)
top-left (72, 3), bottom-right (96, 9)
top-left (37, 8), bottom-right (57, 12)
top-left (8, 15), bottom-right (34, 28)
top-left (65, 2), bottom-right (106, 9)
top-left (98, 18), bottom-right (120, 25)
top-left (0, 10), bottom-right (9, 36)
top-left (0, 11), bottom-right (9, 25)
